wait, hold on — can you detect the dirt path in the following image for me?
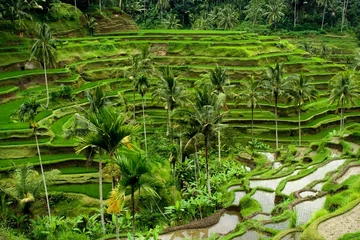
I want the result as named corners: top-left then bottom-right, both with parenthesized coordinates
top-left (318, 203), bottom-right (360, 240)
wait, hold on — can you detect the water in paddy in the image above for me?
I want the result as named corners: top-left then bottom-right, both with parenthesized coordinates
top-left (158, 211), bottom-right (240, 240)
top-left (282, 160), bottom-right (345, 195)
top-left (250, 169), bottom-right (299, 190)
top-left (313, 182), bottom-right (325, 191)
top-left (232, 191), bottom-right (246, 205)
top-left (299, 191), bottom-right (317, 198)
top-left (281, 232), bottom-right (301, 240)
top-left (251, 190), bottom-right (275, 213)
top-left (336, 166), bottom-right (360, 184)
top-left (251, 213), bottom-right (271, 221)
top-left (265, 220), bottom-right (290, 230)
top-left (294, 196), bottom-right (326, 226)
top-left (232, 230), bottom-right (270, 240)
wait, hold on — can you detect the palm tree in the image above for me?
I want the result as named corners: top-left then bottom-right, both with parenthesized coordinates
top-left (328, 71), bottom-right (360, 131)
top-left (156, 0), bottom-right (170, 17)
top-left (237, 75), bottom-right (266, 142)
top-left (30, 23), bottom-right (57, 109)
top-left (134, 74), bottom-right (151, 158)
top-left (285, 73), bottom-right (317, 145)
top-left (293, 0), bottom-right (298, 27)
top-left (162, 13), bottom-right (182, 29)
top-left (245, 0), bottom-right (266, 26)
top-left (263, 63), bottom-right (287, 149)
top-left (76, 107), bottom-right (138, 234)
top-left (209, 65), bottom-right (232, 110)
top-left (115, 152), bottom-right (160, 236)
top-left (217, 4), bottom-right (239, 30)
top-left (354, 50), bottom-right (360, 71)
top-left (263, 0), bottom-right (285, 26)
top-left (188, 85), bottom-right (227, 194)
top-left (341, 0), bottom-right (349, 32)
top-left (316, 0), bottom-right (331, 30)
top-left (15, 99), bottom-right (51, 221)
top-left (152, 66), bottom-right (188, 138)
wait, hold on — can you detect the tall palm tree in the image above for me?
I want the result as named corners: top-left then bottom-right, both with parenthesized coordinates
top-left (188, 85), bottom-right (227, 194)
top-left (30, 23), bottom-right (57, 109)
top-left (237, 75), bottom-right (266, 142)
top-left (316, 0), bottom-right (331, 30)
top-left (245, 0), bottom-right (266, 26)
top-left (76, 107), bottom-right (138, 234)
top-left (263, 63), bottom-right (287, 149)
top-left (134, 74), bottom-right (151, 158)
top-left (285, 73), bottom-right (318, 145)
top-left (328, 71), bottom-right (360, 131)
top-left (152, 66), bottom-right (188, 138)
top-left (209, 65), bottom-right (233, 110)
top-left (16, 99), bottom-right (51, 221)
top-left (115, 152), bottom-right (160, 236)
top-left (217, 4), bottom-right (239, 30)
top-left (263, 0), bottom-right (285, 26)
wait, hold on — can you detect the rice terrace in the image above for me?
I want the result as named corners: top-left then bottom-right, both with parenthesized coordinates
top-left (0, 0), bottom-right (360, 239)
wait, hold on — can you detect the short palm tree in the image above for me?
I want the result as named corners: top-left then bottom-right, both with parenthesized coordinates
top-left (263, 0), bottom-right (285, 26)
top-left (328, 71), bottom-right (360, 131)
top-left (152, 66), bottom-right (188, 137)
top-left (30, 23), bottom-right (57, 109)
top-left (76, 107), bottom-right (138, 234)
top-left (237, 75), bottom-right (266, 142)
top-left (209, 65), bottom-right (232, 110)
top-left (285, 73), bottom-right (317, 145)
top-left (134, 74), bottom-right (151, 157)
top-left (245, 0), bottom-right (266, 26)
top-left (263, 63), bottom-right (287, 149)
top-left (115, 152), bottom-right (160, 236)
top-left (217, 4), bottom-right (239, 30)
top-left (16, 99), bottom-right (51, 220)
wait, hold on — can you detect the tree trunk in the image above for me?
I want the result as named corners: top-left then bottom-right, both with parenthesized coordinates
top-left (99, 0), bottom-right (102, 11)
top-left (142, 96), bottom-right (148, 158)
top-left (179, 133), bottom-right (183, 162)
top-left (251, 104), bottom-right (254, 142)
top-left (43, 52), bottom-right (50, 109)
top-left (34, 128), bottom-right (51, 221)
top-left (74, 0), bottom-right (77, 10)
top-left (298, 104), bottom-right (301, 145)
top-left (133, 90), bottom-right (136, 123)
top-left (275, 95), bottom-right (279, 149)
top-left (294, 0), bottom-right (297, 27)
top-left (166, 105), bottom-right (170, 137)
top-left (119, 0), bottom-right (122, 9)
top-left (116, 214), bottom-right (119, 240)
top-left (218, 128), bottom-right (221, 164)
top-left (321, 2), bottom-right (326, 30)
top-left (340, 99), bottom-right (344, 131)
top-left (194, 139), bottom-right (198, 186)
top-left (99, 148), bottom-right (105, 234)
top-left (131, 187), bottom-right (135, 237)
top-left (341, 0), bottom-right (348, 32)
top-left (205, 135), bottom-right (211, 195)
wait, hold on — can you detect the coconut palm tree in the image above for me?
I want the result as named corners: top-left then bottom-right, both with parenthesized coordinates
top-left (115, 152), bottom-right (160, 236)
top-left (245, 0), bottom-right (266, 26)
top-left (217, 4), bottom-right (239, 30)
top-left (263, 0), bottom-right (285, 26)
top-left (285, 73), bottom-right (318, 145)
top-left (237, 75), bottom-right (266, 142)
top-left (134, 74), bottom-right (151, 158)
top-left (30, 23), bottom-right (57, 109)
top-left (76, 107), bottom-right (138, 234)
top-left (16, 99), bottom-right (51, 221)
top-left (316, 0), bottom-right (331, 30)
top-left (209, 65), bottom-right (233, 110)
top-left (293, 0), bottom-right (298, 27)
top-left (328, 71), bottom-right (360, 131)
top-left (263, 63), bottom-right (287, 149)
top-left (152, 66), bottom-right (188, 138)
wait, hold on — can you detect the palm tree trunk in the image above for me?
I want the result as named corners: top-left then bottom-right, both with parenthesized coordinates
top-left (205, 135), bottom-right (211, 195)
top-left (99, 0), bottom-right (102, 11)
top-left (294, 0), bottom-right (297, 27)
top-left (131, 187), bottom-right (135, 237)
top-left (321, 2), bottom-right (326, 31)
top-left (340, 99), bottom-right (344, 131)
top-left (194, 138), bottom-right (198, 186)
top-left (275, 95), bottom-right (279, 149)
top-left (251, 104), bottom-right (254, 142)
top-left (179, 133), bottom-right (183, 162)
top-left (341, 0), bottom-right (348, 32)
top-left (119, 0), bottom-right (122, 9)
top-left (99, 148), bottom-right (105, 234)
top-left (34, 127), bottom-right (51, 221)
top-left (298, 105), bottom-right (301, 145)
top-left (218, 128), bottom-right (221, 164)
top-left (133, 90), bottom-right (136, 122)
top-left (142, 96), bottom-right (148, 158)
top-left (116, 214), bottom-right (119, 240)
top-left (43, 52), bottom-right (50, 109)
top-left (166, 105), bottom-right (170, 137)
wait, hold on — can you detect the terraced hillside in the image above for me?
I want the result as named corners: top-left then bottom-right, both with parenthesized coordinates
top-left (0, 30), bottom-right (359, 201)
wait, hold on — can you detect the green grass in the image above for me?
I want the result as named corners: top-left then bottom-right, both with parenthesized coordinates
top-left (49, 183), bottom-right (112, 199)
top-left (59, 166), bottom-right (98, 174)
top-left (0, 86), bottom-right (19, 95)
top-left (0, 68), bottom-right (70, 81)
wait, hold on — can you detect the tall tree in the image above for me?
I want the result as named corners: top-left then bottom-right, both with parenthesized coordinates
top-left (285, 73), bottom-right (317, 145)
top-left (237, 75), bottom-right (266, 142)
top-left (134, 74), bottom-right (151, 158)
top-left (76, 107), bottom-right (137, 234)
top-left (115, 152), bottom-right (160, 236)
top-left (30, 23), bottom-right (57, 109)
top-left (216, 4), bottom-right (239, 30)
top-left (152, 66), bottom-right (188, 138)
top-left (15, 99), bottom-right (51, 221)
top-left (293, 0), bottom-right (298, 27)
top-left (316, 0), bottom-right (330, 30)
top-left (245, 0), bottom-right (266, 26)
top-left (263, 0), bottom-right (285, 26)
top-left (328, 71), bottom-right (360, 131)
top-left (263, 63), bottom-right (287, 149)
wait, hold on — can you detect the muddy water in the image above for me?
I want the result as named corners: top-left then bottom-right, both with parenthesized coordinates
top-left (232, 230), bottom-right (270, 240)
top-left (282, 160), bottom-right (345, 195)
top-left (251, 190), bottom-right (275, 213)
top-left (265, 220), bottom-right (290, 230)
top-left (336, 166), bottom-right (360, 184)
top-left (158, 211), bottom-right (240, 240)
top-left (281, 231), bottom-right (301, 240)
top-left (313, 182), bottom-right (325, 191)
top-left (299, 191), bottom-right (317, 198)
top-left (232, 191), bottom-right (246, 205)
top-left (250, 169), bottom-right (299, 190)
top-left (294, 196), bottom-right (326, 226)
